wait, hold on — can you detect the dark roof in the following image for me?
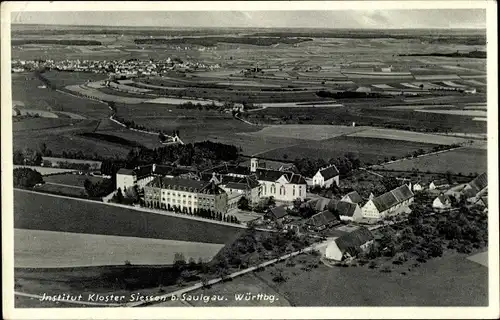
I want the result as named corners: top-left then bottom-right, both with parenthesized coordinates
top-left (255, 169), bottom-right (286, 182)
top-left (334, 227), bottom-right (374, 255)
top-left (289, 173), bottom-right (307, 184)
top-left (468, 173), bottom-right (487, 194)
top-left (148, 177), bottom-right (224, 195)
top-left (210, 164), bottom-right (250, 176)
top-left (437, 194), bottom-right (451, 204)
top-left (154, 165), bottom-right (176, 175)
top-left (343, 191), bottom-right (363, 204)
top-left (267, 206), bottom-right (288, 219)
top-left (306, 210), bottom-right (336, 227)
top-left (117, 168), bottom-right (134, 175)
top-left (319, 165), bottom-right (340, 180)
top-left (371, 184), bottom-right (414, 213)
top-left (134, 164), bottom-right (154, 179)
top-left (307, 197), bottom-right (331, 212)
top-left (336, 201), bottom-right (359, 217)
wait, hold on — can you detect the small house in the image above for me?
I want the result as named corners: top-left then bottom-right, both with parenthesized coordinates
top-left (341, 191), bottom-right (363, 205)
top-left (265, 205), bottom-right (288, 222)
top-left (305, 210), bottom-right (338, 231)
top-left (412, 182), bottom-right (423, 192)
top-left (429, 179), bottom-right (450, 190)
top-left (432, 193), bottom-right (452, 210)
top-left (312, 164), bottom-right (340, 188)
top-left (335, 201), bottom-right (363, 222)
top-left (324, 227), bottom-right (374, 261)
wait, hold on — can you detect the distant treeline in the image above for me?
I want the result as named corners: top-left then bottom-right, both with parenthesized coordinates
top-left (316, 90), bottom-right (386, 99)
top-left (12, 39), bottom-right (102, 46)
top-left (399, 51), bottom-right (486, 59)
top-left (250, 31), bottom-right (486, 45)
top-left (134, 37), bottom-right (312, 47)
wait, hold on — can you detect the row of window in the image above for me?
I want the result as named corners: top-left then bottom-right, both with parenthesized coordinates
top-left (262, 184), bottom-right (302, 197)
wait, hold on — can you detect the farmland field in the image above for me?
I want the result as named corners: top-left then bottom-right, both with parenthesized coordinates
top-left (258, 136), bottom-right (437, 164)
top-left (14, 190), bottom-right (244, 244)
top-left (347, 127), bottom-right (469, 144)
top-left (15, 229), bottom-right (224, 268)
top-left (44, 173), bottom-right (107, 187)
top-left (252, 252), bottom-right (487, 306)
top-left (241, 125), bottom-right (363, 141)
top-left (374, 147), bottom-right (487, 175)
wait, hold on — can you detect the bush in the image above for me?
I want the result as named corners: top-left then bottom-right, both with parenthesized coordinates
top-left (13, 168), bottom-right (43, 188)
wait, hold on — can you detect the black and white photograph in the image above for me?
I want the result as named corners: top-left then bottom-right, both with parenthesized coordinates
top-left (1, 1), bottom-right (498, 319)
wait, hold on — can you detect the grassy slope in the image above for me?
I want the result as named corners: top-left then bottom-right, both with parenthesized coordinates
top-left (14, 190), bottom-right (243, 244)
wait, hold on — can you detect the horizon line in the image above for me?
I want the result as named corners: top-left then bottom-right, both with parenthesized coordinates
top-left (11, 23), bottom-right (486, 30)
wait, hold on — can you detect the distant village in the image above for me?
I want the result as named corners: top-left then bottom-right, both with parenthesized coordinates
top-left (11, 57), bottom-right (221, 76)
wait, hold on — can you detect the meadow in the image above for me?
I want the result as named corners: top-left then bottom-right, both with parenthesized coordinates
top-left (15, 229), bottom-right (224, 268)
top-left (258, 136), bottom-right (436, 164)
top-left (374, 147), bottom-right (487, 175)
top-left (14, 190), bottom-right (244, 244)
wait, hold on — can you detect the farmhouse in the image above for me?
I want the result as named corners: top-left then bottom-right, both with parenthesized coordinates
top-left (361, 184), bottom-right (414, 219)
top-left (324, 226), bottom-right (374, 261)
top-left (144, 177), bottom-right (228, 214)
top-left (331, 200), bottom-right (363, 222)
top-left (429, 179), bottom-right (450, 190)
top-left (305, 210), bottom-right (338, 231)
top-left (341, 191), bottom-right (363, 204)
top-left (265, 205), bottom-right (288, 222)
top-left (432, 193), bottom-right (452, 210)
top-left (312, 164), bottom-right (340, 188)
top-left (462, 173), bottom-right (487, 202)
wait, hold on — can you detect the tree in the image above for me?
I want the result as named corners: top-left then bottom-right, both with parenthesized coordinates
top-left (173, 252), bottom-right (187, 271)
top-left (125, 185), bottom-right (140, 203)
top-left (113, 188), bottom-right (124, 203)
top-left (13, 168), bottom-right (43, 188)
top-left (158, 132), bottom-right (166, 143)
top-left (381, 176), bottom-right (400, 192)
top-left (237, 196), bottom-right (250, 210)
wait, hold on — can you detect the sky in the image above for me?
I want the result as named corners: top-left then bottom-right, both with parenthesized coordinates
top-left (11, 9), bottom-right (486, 29)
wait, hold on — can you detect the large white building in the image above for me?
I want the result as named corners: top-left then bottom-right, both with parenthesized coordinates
top-left (312, 164), bottom-right (340, 188)
top-left (361, 184), bottom-right (414, 220)
top-left (144, 177), bottom-right (228, 214)
top-left (253, 166), bottom-right (307, 202)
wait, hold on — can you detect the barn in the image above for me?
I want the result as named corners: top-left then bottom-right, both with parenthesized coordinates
top-left (324, 227), bottom-right (374, 261)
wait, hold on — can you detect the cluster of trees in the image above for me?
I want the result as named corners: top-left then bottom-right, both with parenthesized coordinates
top-left (293, 153), bottom-right (361, 178)
top-left (143, 200), bottom-right (240, 224)
top-left (134, 36), bottom-right (312, 47)
top-left (360, 199), bottom-right (487, 266)
top-left (252, 196), bottom-right (276, 213)
top-left (176, 101), bottom-right (228, 112)
top-left (13, 168), bottom-right (44, 188)
top-left (399, 50), bottom-right (486, 59)
top-left (83, 178), bottom-right (115, 198)
top-left (112, 115), bottom-right (151, 132)
top-left (13, 148), bottom-right (43, 166)
top-left (125, 141), bottom-right (239, 168)
top-left (13, 39), bottom-right (102, 46)
top-left (111, 187), bottom-right (140, 205)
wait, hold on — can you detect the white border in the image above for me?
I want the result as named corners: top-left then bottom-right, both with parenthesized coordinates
top-left (1, 1), bottom-right (498, 319)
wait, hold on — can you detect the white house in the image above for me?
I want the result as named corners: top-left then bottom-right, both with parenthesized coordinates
top-left (429, 179), bottom-right (450, 190)
top-left (412, 182), bottom-right (423, 192)
top-left (432, 194), bottom-right (452, 210)
top-left (361, 184), bottom-right (414, 220)
top-left (324, 227), bottom-right (374, 261)
top-left (116, 168), bottom-right (137, 193)
top-left (312, 164), bottom-right (340, 188)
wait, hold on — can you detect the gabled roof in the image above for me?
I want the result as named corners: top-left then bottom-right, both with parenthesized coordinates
top-left (255, 169), bottom-right (287, 182)
top-left (210, 164), bottom-right (250, 176)
top-left (334, 227), bottom-right (374, 255)
top-left (117, 168), bottom-right (135, 175)
top-left (343, 191), bottom-right (363, 204)
top-left (148, 177), bottom-right (224, 195)
top-left (307, 197), bottom-right (331, 212)
top-left (431, 179), bottom-right (450, 186)
top-left (336, 201), bottom-right (360, 217)
top-left (222, 175), bottom-right (260, 189)
top-left (306, 210), bottom-right (336, 228)
top-left (318, 165), bottom-right (340, 180)
top-left (371, 184), bottom-right (414, 213)
top-left (289, 173), bottom-right (307, 185)
top-left (267, 206), bottom-right (288, 219)
top-left (468, 173), bottom-right (487, 194)
top-left (135, 164), bottom-right (154, 179)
